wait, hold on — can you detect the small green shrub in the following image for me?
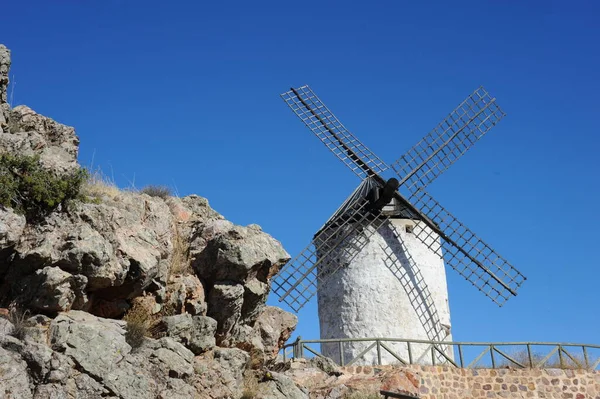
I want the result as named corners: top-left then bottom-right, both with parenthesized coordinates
top-left (140, 185), bottom-right (172, 199)
top-left (0, 154), bottom-right (88, 221)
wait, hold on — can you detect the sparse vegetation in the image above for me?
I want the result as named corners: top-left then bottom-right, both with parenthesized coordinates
top-left (7, 306), bottom-right (29, 340)
top-left (123, 301), bottom-right (152, 350)
top-left (80, 167), bottom-right (121, 202)
top-left (241, 372), bottom-right (261, 399)
top-left (343, 392), bottom-right (381, 399)
top-left (0, 153), bottom-right (88, 221)
top-left (169, 224), bottom-right (191, 276)
top-left (497, 349), bottom-right (595, 369)
top-left (140, 185), bottom-right (172, 199)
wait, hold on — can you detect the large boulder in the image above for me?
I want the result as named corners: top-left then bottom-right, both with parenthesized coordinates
top-left (245, 306), bottom-right (298, 366)
top-left (5, 192), bottom-right (173, 316)
top-left (1, 106), bottom-right (80, 174)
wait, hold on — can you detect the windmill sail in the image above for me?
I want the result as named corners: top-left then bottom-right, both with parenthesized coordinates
top-left (409, 188), bottom-right (526, 306)
top-left (392, 87), bottom-right (505, 194)
top-left (277, 84), bottom-right (527, 311)
top-left (272, 195), bottom-right (390, 312)
top-left (281, 86), bottom-right (388, 179)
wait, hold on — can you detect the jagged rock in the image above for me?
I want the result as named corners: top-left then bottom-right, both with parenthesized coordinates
top-left (191, 219), bottom-right (289, 285)
top-left (0, 206), bottom-right (25, 277)
top-left (0, 206), bottom-right (25, 248)
top-left (49, 311), bottom-right (130, 380)
top-left (5, 192), bottom-right (174, 316)
top-left (0, 346), bottom-right (33, 398)
top-left (256, 371), bottom-right (309, 399)
top-left (166, 273), bottom-right (207, 315)
top-left (308, 355), bottom-right (341, 375)
top-left (0, 43), bottom-right (298, 399)
top-left (191, 348), bottom-right (250, 399)
top-left (26, 266), bottom-right (87, 313)
top-left (0, 44), bottom-right (10, 133)
top-left (241, 306), bottom-right (298, 367)
top-left (0, 105), bottom-right (80, 174)
top-left (161, 313), bottom-right (217, 354)
top-left (208, 281), bottom-right (245, 344)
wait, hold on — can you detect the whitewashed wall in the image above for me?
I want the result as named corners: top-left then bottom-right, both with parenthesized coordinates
top-left (317, 218), bottom-right (453, 365)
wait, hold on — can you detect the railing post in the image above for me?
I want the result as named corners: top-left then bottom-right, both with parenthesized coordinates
top-left (377, 340), bottom-right (382, 365)
top-left (490, 345), bottom-right (496, 369)
top-left (583, 345), bottom-right (590, 369)
top-left (558, 345), bottom-right (564, 369)
top-left (431, 345), bottom-right (435, 365)
top-left (458, 344), bottom-right (464, 368)
top-left (407, 341), bottom-right (413, 365)
top-left (293, 336), bottom-right (302, 359)
top-left (527, 344), bottom-right (533, 367)
top-left (339, 341), bottom-right (345, 366)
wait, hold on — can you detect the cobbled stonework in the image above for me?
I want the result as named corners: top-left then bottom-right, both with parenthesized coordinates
top-left (338, 365), bottom-right (600, 398)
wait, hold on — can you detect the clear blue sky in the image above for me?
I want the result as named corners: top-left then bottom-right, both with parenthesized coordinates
top-left (2, 1), bottom-right (599, 347)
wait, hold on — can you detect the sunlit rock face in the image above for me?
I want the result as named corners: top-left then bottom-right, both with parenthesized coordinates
top-left (318, 218), bottom-right (453, 365)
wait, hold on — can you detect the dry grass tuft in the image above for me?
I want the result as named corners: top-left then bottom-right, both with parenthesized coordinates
top-left (7, 306), bottom-right (29, 340)
top-left (169, 223), bottom-right (191, 276)
top-left (498, 349), bottom-right (595, 370)
top-left (240, 372), bottom-right (261, 399)
top-left (140, 185), bottom-right (172, 199)
top-left (123, 301), bottom-right (152, 350)
top-left (81, 167), bottom-right (121, 202)
top-left (343, 392), bottom-right (381, 399)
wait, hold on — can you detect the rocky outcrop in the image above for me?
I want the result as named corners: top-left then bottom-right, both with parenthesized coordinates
top-left (283, 359), bottom-right (421, 398)
top-left (0, 45), bottom-right (10, 133)
top-left (0, 44), bottom-right (298, 398)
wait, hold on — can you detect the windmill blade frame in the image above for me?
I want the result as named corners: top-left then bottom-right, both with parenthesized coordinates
top-left (272, 196), bottom-right (391, 312)
top-left (277, 84), bottom-right (526, 310)
top-left (409, 188), bottom-right (526, 306)
top-left (392, 87), bottom-right (506, 195)
top-left (281, 86), bottom-right (388, 179)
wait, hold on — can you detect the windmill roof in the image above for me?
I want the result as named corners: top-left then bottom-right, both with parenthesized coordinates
top-left (315, 176), bottom-right (416, 237)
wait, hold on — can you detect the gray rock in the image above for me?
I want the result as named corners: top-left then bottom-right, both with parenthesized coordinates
top-left (27, 266), bottom-right (87, 313)
top-left (0, 206), bottom-right (25, 248)
top-left (151, 347), bottom-right (193, 378)
top-left (49, 311), bottom-right (130, 381)
top-left (20, 340), bottom-right (54, 380)
top-left (156, 337), bottom-right (194, 363)
top-left (208, 282), bottom-right (244, 344)
top-left (157, 378), bottom-right (197, 399)
top-left (0, 44), bottom-right (10, 133)
top-left (0, 346), bottom-right (33, 398)
top-left (2, 105), bottom-right (80, 174)
top-left (191, 219), bottom-right (290, 285)
top-left (190, 348), bottom-right (250, 399)
top-left (0, 317), bottom-right (14, 336)
top-left (7, 192), bottom-right (174, 316)
top-left (161, 313), bottom-right (217, 355)
top-left (247, 306), bottom-right (298, 366)
top-left (256, 371), bottom-right (309, 399)
top-left (166, 273), bottom-right (207, 315)
top-left (190, 315), bottom-right (217, 354)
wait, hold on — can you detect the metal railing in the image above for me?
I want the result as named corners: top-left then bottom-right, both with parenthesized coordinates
top-left (281, 337), bottom-right (600, 370)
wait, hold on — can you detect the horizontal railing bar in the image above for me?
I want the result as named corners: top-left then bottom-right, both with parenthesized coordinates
top-left (287, 338), bottom-right (600, 349)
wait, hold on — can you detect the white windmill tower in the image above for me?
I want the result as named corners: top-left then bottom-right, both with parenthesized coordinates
top-left (272, 86), bottom-right (526, 365)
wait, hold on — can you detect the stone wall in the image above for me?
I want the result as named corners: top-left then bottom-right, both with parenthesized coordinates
top-left (338, 364), bottom-right (600, 398)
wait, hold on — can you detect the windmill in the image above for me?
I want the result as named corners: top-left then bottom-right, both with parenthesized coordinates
top-left (272, 85), bottom-right (526, 365)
